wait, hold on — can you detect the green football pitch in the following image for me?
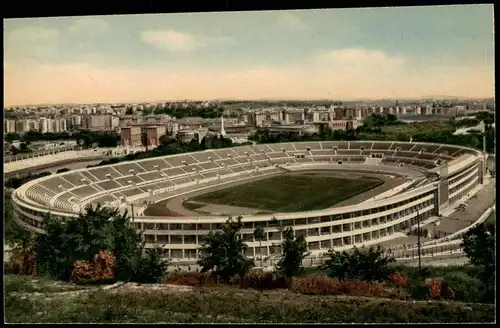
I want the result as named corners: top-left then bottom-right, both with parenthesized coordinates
top-left (190, 174), bottom-right (384, 213)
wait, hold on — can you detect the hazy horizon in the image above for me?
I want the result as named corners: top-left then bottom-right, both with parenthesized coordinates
top-left (4, 5), bottom-right (495, 107)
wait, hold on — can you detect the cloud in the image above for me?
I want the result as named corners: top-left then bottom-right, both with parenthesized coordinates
top-left (3, 48), bottom-right (494, 106)
top-left (68, 18), bottom-right (109, 34)
top-left (313, 48), bottom-right (406, 73)
top-left (140, 29), bottom-right (231, 53)
top-left (276, 12), bottom-right (309, 31)
top-left (141, 30), bottom-right (200, 53)
top-left (6, 26), bottom-right (59, 43)
top-left (5, 27), bottom-right (59, 60)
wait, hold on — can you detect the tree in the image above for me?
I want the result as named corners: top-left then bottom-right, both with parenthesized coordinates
top-left (4, 189), bottom-right (32, 248)
top-left (321, 246), bottom-right (395, 282)
top-left (132, 247), bottom-right (170, 283)
top-left (253, 226), bottom-right (266, 268)
top-left (276, 227), bottom-right (309, 285)
top-left (197, 216), bottom-right (254, 282)
top-left (9, 145), bottom-right (20, 155)
top-left (35, 204), bottom-right (168, 283)
top-left (461, 221), bottom-right (495, 284)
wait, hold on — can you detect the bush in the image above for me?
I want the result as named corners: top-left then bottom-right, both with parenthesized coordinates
top-left (35, 204), bottom-right (167, 284)
top-left (391, 266), bottom-right (491, 302)
top-left (163, 272), bottom-right (216, 286)
top-left (70, 250), bottom-right (117, 284)
top-left (389, 273), bottom-right (408, 288)
top-left (7, 247), bottom-right (37, 275)
top-left (441, 272), bottom-right (484, 302)
top-left (230, 272), bottom-right (289, 290)
top-left (290, 276), bottom-right (409, 300)
top-left (427, 278), bottom-right (443, 298)
top-left (322, 246), bottom-right (395, 282)
top-left (462, 221), bottom-right (495, 284)
top-left (70, 260), bottom-right (95, 284)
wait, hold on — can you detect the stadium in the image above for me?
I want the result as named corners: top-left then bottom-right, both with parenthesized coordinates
top-left (12, 140), bottom-right (487, 263)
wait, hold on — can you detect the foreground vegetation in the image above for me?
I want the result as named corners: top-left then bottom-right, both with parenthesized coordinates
top-left (4, 203), bottom-right (495, 323)
top-left (5, 278), bottom-right (494, 323)
top-left (191, 174), bottom-right (383, 212)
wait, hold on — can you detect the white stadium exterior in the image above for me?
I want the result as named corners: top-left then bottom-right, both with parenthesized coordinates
top-left (12, 141), bottom-right (487, 262)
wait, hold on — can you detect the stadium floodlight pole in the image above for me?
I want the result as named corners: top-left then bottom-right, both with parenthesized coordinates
top-left (416, 208), bottom-right (422, 272)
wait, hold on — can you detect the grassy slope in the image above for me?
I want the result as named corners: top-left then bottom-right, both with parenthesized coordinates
top-left (4, 277), bottom-right (494, 323)
top-left (191, 175), bottom-right (383, 212)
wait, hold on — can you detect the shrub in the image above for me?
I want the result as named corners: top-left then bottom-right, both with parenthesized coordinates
top-left (93, 250), bottom-right (116, 281)
top-left (441, 271), bottom-right (484, 303)
top-left (461, 221), bottom-right (495, 284)
top-left (290, 276), bottom-right (409, 300)
top-left (35, 204), bottom-right (168, 284)
top-left (321, 246), bottom-right (395, 282)
top-left (389, 273), bottom-right (408, 288)
top-left (163, 272), bottom-right (216, 286)
top-left (70, 260), bottom-right (95, 284)
top-left (7, 247), bottom-right (37, 275)
top-left (427, 278), bottom-right (443, 298)
top-left (70, 250), bottom-right (117, 284)
top-left (230, 271), bottom-right (289, 290)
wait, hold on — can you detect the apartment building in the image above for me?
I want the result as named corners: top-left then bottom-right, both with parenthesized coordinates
top-left (120, 126), bottom-right (142, 147)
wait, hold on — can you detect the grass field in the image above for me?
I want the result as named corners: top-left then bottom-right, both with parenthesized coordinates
top-left (5, 275), bottom-right (494, 323)
top-left (190, 174), bottom-right (384, 212)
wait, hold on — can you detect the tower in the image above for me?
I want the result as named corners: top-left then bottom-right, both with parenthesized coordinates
top-left (220, 115), bottom-right (226, 137)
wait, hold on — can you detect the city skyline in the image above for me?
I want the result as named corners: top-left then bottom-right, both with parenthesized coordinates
top-left (4, 5), bottom-right (495, 107)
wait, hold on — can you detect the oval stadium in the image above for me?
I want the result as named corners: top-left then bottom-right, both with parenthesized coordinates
top-left (12, 141), bottom-right (488, 263)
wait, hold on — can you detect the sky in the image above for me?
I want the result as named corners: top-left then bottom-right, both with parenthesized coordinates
top-left (3, 5), bottom-right (495, 106)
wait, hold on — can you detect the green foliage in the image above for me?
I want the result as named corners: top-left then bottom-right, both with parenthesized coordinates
top-left (321, 246), bottom-right (395, 282)
top-left (5, 281), bottom-right (495, 323)
top-left (4, 189), bottom-right (32, 247)
top-left (440, 271), bottom-right (484, 302)
top-left (461, 221), bottom-right (495, 284)
top-left (35, 204), bottom-right (167, 283)
top-left (4, 133), bottom-right (21, 142)
top-left (473, 111), bottom-right (495, 125)
top-left (253, 226), bottom-right (265, 242)
top-left (362, 113), bottom-right (400, 129)
top-left (132, 247), bottom-right (170, 284)
top-left (453, 118), bottom-right (481, 128)
top-left (5, 171), bottom-right (53, 189)
top-left (389, 265), bottom-right (494, 303)
top-left (197, 216), bottom-right (254, 281)
top-left (151, 106), bottom-right (224, 119)
top-left (276, 227), bottom-right (310, 279)
top-left (13, 130), bottom-right (120, 148)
